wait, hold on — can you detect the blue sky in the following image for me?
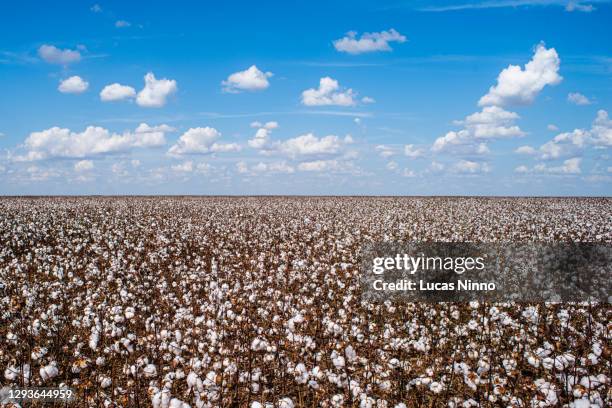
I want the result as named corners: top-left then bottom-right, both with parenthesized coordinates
top-left (0, 0), bottom-right (610, 195)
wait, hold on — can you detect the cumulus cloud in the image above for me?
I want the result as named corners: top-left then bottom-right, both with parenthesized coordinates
top-left (386, 161), bottom-right (399, 171)
top-left (100, 83), bottom-right (136, 101)
top-left (115, 20), bottom-right (131, 28)
top-left (248, 121), bottom-right (279, 150)
top-left (74, 160), bottom-right (94, 172)
top-left (136, 72), bottom-right (177, 108)
top-left (591, 109), bottom-right (612, 146)
top-left (515, 145), bottom-right (537, 155)
top-left (91, 4), bottom-right (102, 12)
top-left (168, 127), bottom-right (240, 156)
top-left (277, 134), bottom-right (353, 158)
top-left (296, 159), bottom-right (356, 173)
top-left (547, 124), bottom-right (559, 131)
top-left (404, 144), bottom-right (424, 158)
top-left (565, 1), bottom-right (594, 12)
top-left (453, 160), bottom-right (490, 174)
top-left (38, 44), bottom-right (81, 64)
top-left (247, 121), bottom-right (353, 159)
top-left (515, 165), bottom-right (530, 173)
top-left (567, 92), bottom-right (592, 105)
top-left (58, 76), bottom-right (89, 94)
top-left (402, 168), bottom-right (416, 177)
top-left (535, 157), bottom-right (582, 174)
top-left (433, 106), bottom-right (524, 153)
top-left (532, 110), bottom-right (611, 161)
top-left (171, 161), bottom-right (193, 172)
top-left (14, 123), bottom-right (171, 161)
top-left (479, 44), bottom-right (562, 107)
top-left (333, 29), bottom-right (406, 54)
top-left (222, 65), bottom-right (272, 93)
top-left (252, 161), bottom-right (295, 174)
top-left (375, 145), bottom-right (396, 158)
top-left (301, 77), bottom-right (362, 107)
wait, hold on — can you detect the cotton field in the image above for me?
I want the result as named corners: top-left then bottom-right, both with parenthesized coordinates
top-left (0, 197), bottom-right (610, 408)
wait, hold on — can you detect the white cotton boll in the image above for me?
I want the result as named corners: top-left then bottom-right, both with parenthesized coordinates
top-left (89, 327), bottom-right (100, 350)
top-left (331, 352), bottom-right (345, 369)
top-left (542, 358), bottom-right (554, 370)
top-left (100, 376), bottom-right (112, 388)
top-left (331, 394), bottom-right (344, 407)
top-left (429, 381), bottom-right (443, 394)
top-left (143, 364), bottom-right (157, 378)
top-left (278, 397), bottom-right (294, 408)
top-left (251, 402), bottom-right (263, 408)
top-left (187, 371), bottom-right (199, 389)
top-left (4, 365), bottom-right (19, 381)
top-left (345, 345), bottom-right (357, 362)
top-left (169, 398), bottom-right (190, 408)
top-left (125, 307), bottom-right (136, 319)
top-left (6, 332), bottom-right (18, 344)
top-left (31, 347), bottom-right (48, 361)
top-left (40, 362), bottom-right (59, 381)
top-left (394, 404), bottom-right (407, 408)
top-left (571, 399), bottom-right (591, 408)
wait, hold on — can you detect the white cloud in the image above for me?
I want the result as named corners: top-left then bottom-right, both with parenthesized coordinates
top-left (301, 77), bottom-right (357, 107)
top-left (433, 106), bottom-right (524, 153)
top-left (402, 168), bottom-right (416, 177)
top-left (248, 121), bottom-right (279, 150)
top-left (297, 159), bottom-right (354, 173)
top-left (515, 145), bottom-right (537, 155)
top-left (136, 72), bottom-right (177, 108)
top-left (247, 121), bottom-right (353, 159)
top-left (567, 92), bottom-right (591, 105)
top-left (277, 134), bottom-right (353, 158)
top-left (236, 161), bottom-right (249, 174)
top-left (100, 83), bottom-right (136, 101)
top-left (115, 20), bottom-right (131, 28)
top-left (515, 165), bottom-right (530, 173)
top-left (361, 96), bottom-right (375, 104)
top-left (38, 44), bottom-right (81, 64)
top-left (453, 160), bottom-right (490, 174)
top-left (172, 161), bottom-right (193, 172)
top-left (535, 157), bottom-right (582, 174)
top-left (252, 161), bottom-right (295, 174)
top-left (376, 145), bottom-right (396, 158)
top-left (58, 76), bottom-right (89, 94)
top-left (168, 127), bottom-right (240, 156)
top-left (74, 160), bottom-right (94, 172)
top-left (196, 162), bottom-right (212, 173)
top-left (566, 1), bottom-right (594, 12)
top-left (404, 144), bottom-right (424, 158)
top-left (222, 65), bottom-right (272, 93)
top-left (524, 110), bottom-right (611, 163)
top-left (591, 109), bottom-right (612, 146)
top-left (333, 29), bottom-right (406, 54)
top-left (429, 161), bottom-right (445, 173)
top-left (479, 44), bottom-right (562, 107)
top-left (14, 123), bottom-right (171, 161)
top-left (386, 161), bottom-right (399, 171)
top-left (547, 124), bottom-right (559, 131)
top-left (91, 4), bottom-right (102, 12)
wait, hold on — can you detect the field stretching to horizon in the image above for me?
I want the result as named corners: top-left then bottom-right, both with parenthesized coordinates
top-left (1, 196), bottom-right (610, 407)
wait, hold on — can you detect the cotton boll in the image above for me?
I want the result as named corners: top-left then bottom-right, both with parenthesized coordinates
top-left (143, 364), bottom-right (157, 378)
top-left (40, 362), bottom-right (59, 381)
top-left (278, 397), bottom-right (294, 408)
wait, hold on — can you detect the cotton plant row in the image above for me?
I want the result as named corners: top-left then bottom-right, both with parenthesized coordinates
top-left (0, 197), bottom-right (610, 407)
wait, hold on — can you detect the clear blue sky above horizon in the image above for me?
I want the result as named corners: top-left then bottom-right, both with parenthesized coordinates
top-left (0, 0), bottom-right (610, 195)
